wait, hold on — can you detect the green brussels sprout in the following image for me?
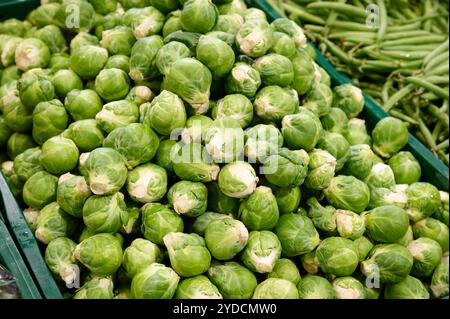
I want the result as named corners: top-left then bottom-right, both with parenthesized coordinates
top-left (167, 181), bottom-right (207, 218)
top-left (302, 83), bottom-right (333, 117)
top-left (18, 75), bottom-right (55, 112)
top-left (6, 133), bottom-right (36, 159)
top-left (163, 30), bottom-right (201, 54)
top-left (141, 203), bottom-right (184, 245)
top-left (105, 55), bottom-right (130, 73)
top-left (1, 66), bottom-right (21, 85)
top-left (103, 123), bottom-right (159, 169)
top-left (94, 68), bottom-right (130, 102)
top-left (321, 107), bottom-right (349, 134)
top-left (149, 0), bottom-right (180, 14)
top-left (126, 163), bottom-right (167, 204)
top-left (63, 119), bottom-right (104, 152)
top-left (1, 161), bottom-right (24, 197)
top-left (254, 85), bottom-right (298, 123)
top-left (253, 54), bottom-right (294, 87)
top-left (129, 36), bottom-right (164, 81)
top-left (388, 151), bottom-right (421, 185)
top-left (2, 96), bottom-right (33, 134)
top-left (44, 237), bottom-right (78, 285)
top-left (0, 19), bottom-right (27, 36)
top-left (368, 184), bottom-right (409, 210)
top-left (35, 202), bottom-right (76, 244)
top-left (126, 86), bottom-right (153, 106)
top-left (82, 147), bottom-right (128, 195)
top-left (332, 276), bottom-right (366, 299)
top-left (22, 171), bottom-right (58, 209)
top-left (316, 237), bottom-right (359, 277)
top-left (341, 144), bottom-right (374, 180)
top-left (206, 182), bottom-right (239, 215)
top-left (163, 58), bottom-right (212, 114)
top-left (364, 163), bottom-right (395, 190)
top-left (64, 89), bottom-right (103, 121)
top-left (119, 0), bottom-right (149, 10)
top-left (252, 278), bottom-right (298, 299)
top-left (32, 99), bottom-right (68, 145)
top-left (343, 118), bottom-right (372, 146)
top-left (430, 254), bottom-right (449, 298)
top-left (73, 276), bottom-right (114, 299)
top-left (413, 218), bottom-right (449, 252)
top-left (40, 136), bottom-right (79, 175)
top-left (211, 94), bottom-right (253, 129)
top-left (96, 100), bottom-right (139, 133)
top-left (69, 32), bottom-right (99, 52)
top-left (363, 205), bottom-right (410, 243)
top-left (180, 0), bottom-right (218, 33)
top-left (33, 3), bottom-right (61, 27)
top-left (405, 182), bottom-right (441, 222)
top-left (14, 38), bottom-right (50, 71)
top-left (155, 139), bottom-right (179, 174)
top-left (208, 261), bottom-right (257, 299)
top-left (55, 0), bottom-right (96, 32)
top-left (131, 7), bottom-right (165, 39)
top-left (354, 236), bottom-right (374, 262)
top-left (317, 132), bottom-right (350, 172)
top-left (218, 161), bottom-right (258, 198)
top-left (407, 238), bottom-right (442, 278)
top-left (100, 26), bottom-right (135, 56)
top-left (290, 49), bottom-right (314, 96)
top-left (73, 233), bottom-right (123, 276)
top-left (384, 275), bottom-right (430, 299)
top-left (361, 244), bottom-right (413, 284)
top-left (56, 173), bottom-right (91, 218)
top-left (34, 25), bottom-right (67, 54)
top-left (192, 212), bottom-right (231, 236)
top-left (274, 213), bottom-right (320, 257)
top-left (261, 148), bottom-right (309, 188)
top-left (48, 52), bottom-right (70, 72)
top-left (155, 41), bottom-right (191, 76)
top-left (224, 62), bottom-right (261, 99)
top-left (213, 13), bottom-right (243, 35)
top-left (131, 263), bottom-right (180, 299)
top-left (269, 32), bottom-right (296, 58)
top-left (123, 239), bottom-right (163, 278)
top-left (267, 258), bottom-right (301, 285)
top-left (240, 230), bottom-right (281, 274)
top-left (236, 19), bottom-right (273, 58)
top-left (396, 225), bottom-right (414, 246)
top-left (196, 35), bottom-right (235, 79)
top-left (305, 149), bottom-right (336, 190)
top-left (324, 175), bottom-right (370, 213)
top-left (281, 108), bottom-right (322, 151)
top-left (271, 18), bottom-right (307, 49)
top-left (205, 217), bottom-right (248, 260)
top-left (306, 197), bottom-right (336, 232)
top-left (52, 70), bottom-right (83, 100)
top-left (89, 0), bottom-right (117, 14)
top-left (435, 191), bottom-right (449, 225)
top-left (238, 186), bottom-right (279, 230)
top-left (13, 147), bottom-right (42, 181)
top-left (180, 115), bottom-right (212, 145)
top-left (332, 84), bottom-right (364, 118)
top-left (70, 45), bottom-right (108, 80)
top-left (244, 124), bottom-right (283, 163)
top-left (175, 275), bottom-right (222, 299)
top-left (121, 205), bottom-right (142, 235)
top-left (172, 143), bottom-right (220, 182)
top-left (1, 36), bottom-right (21, 68)
top-left (272, 185), bottom-right (301, 215)
top-left (335, 210), bottom-right (365, 240)
top-left (0, 116), bottom-right (13, 147)
top-left (372, 117), bottom-right (408, 158)
top-left (162, 10), bottom-right (182, 37)
top-left (297, 275), bottom-right (336, 299)
top-left (164, 232), bottom-right (211, 277)
top-left (242, 7), bottom-right (265, 20)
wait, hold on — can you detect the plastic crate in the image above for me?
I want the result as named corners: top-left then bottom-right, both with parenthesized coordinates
top-left (0, 0), bottom-right (39, 21)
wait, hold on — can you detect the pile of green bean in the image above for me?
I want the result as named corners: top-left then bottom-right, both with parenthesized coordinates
top-left (269, 0), bottom-right (449, 164)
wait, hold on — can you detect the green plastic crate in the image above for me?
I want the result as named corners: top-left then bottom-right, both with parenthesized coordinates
top-left (0, 0), bottom-right (38, 21)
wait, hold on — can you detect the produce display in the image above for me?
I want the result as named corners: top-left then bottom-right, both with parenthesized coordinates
top-left (0, 0), bottom-right (448, 300)
top-left (270, 0), bottom-right (449, 164)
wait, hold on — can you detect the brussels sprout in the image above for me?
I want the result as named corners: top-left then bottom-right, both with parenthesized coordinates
top-left (192, 212), bottom-right (231, 236)
top-left (162, 10), bottom-right (182, 37)
top-left (1, 66), bottom-right (21, 85)
top-left (317, 132), bottom-right (350, 172)
top-left (324, 175), bottom-right (370, 213)
top-left (35, 202), bottom-right (76, 244)
top-left (1, 36), bottom-right (21, 68)
top-left (435, 191), bottom-right (449, 225)
top-left (1, 161), bottom-right (24, 197)
top-left (22, 171), bottom-right (57, 209)
top-left (316, 237), bottom-right (359, 277)
top-left (205, 217), bottom-right (248, 260)
top-left (267, 258), bottom-right (301, 285)
top-left (343, 118), bottom-right (371, 146)
top-left (126, 163), bottom-right (167, 204)
top-left (13, 147), bottom-right (42, 181)
top-left (332, 276), bottom-right (366, 299)
top-left (126, 86), bottom-right (153, 106)
top-left (103, 123), bottom-right (159, 169)
top-left (64, 89), bottom-right (103, 121)
top-left (154, 139), bottom-right (179, 174)
top-left (34, 25), bottom-right (67, 54)
top-left (372, 117), bottom-right (408, 158)
top-left (407, 238), bottom-right (442, 278)
top-left (0, 116), bottom-right (13, 147)
top-left (120, 0), bottom-right (149, 10)
top-left (297, 275), bottom-right (336, 299)
top-left (361, 244), bottom-right (413, 284)
top-left (179, 0), bottom-right (218, 33)
top-left (163, 30), bottom-right (202, 54)
top-left (384, 275), bottom-right (430, 299)
top-left (70, 45), bottom-right (108, 80)
top-left (363, 205), bottom-right (410, 243)
top-left (235, 19), bottom-right (273, 58)
top-left (363, 163), bottom-right (395, 190)
top-left (272, 185), bottom-right (301, 215)
top-left (56, 173), bottom-right (91, 218)
top-left (129, 36), bottom-right (164, 81)
top-left (218, 161), bottom-right (258, 198)
top-left (44, 237), bottom-right (78, 285)
top-left (55, 0), bottom-right (96, 32)
top-left (354, 236), bottom-right (374, 262)
top-left (123, 238), bottom-right (163, 278)
top-left (290, 49), bottom-right (314, 96)
top-left (397, 225), bottom-right (414, 247)
top-left (95, 68), bottom-right (130, 102)
top-left (179, 115), bottom-right (211, 145)
top-left (48, 52), bottom-right (70, 72)
top-left (141, 203), bottom-right (184, 245)
top-left (224, 62), bottom-right (261, 99)
top-left (100, 26), bottom-right (135, 56)
top-left (252, 54), bottom-right (294, 87)
top-left (33, 3), bottom-right (61, 27)
top-left (73, 276), bottom-right (114, 299)
top-left (96, 100), bottom-right (139, 133)
top-left (306, 197), bottom-right (336, 232)
top-left (274, 213), bottom-right (320, 257)
top-left (51, 70), bottom-right (83, 100)
top-left (155, 41), bottom-right (191, 76)
top-left (31, 100), bottom-right (68, 145)
top-left (335, 210), bottom-right (365, 240)
top-left (63, 119), bottom-right (104, 153)
top-left (175, 275), bottom-right (223, 299)
top-left (196, 35), bottom-right (235, 79)
top-left (212, 94), bottom-right (253, 129)
top-left (104, 55), bottom-right (130, 73)
top-left (252, 278), bottom-right (299, 299)
top-left (305, 149), bottom-right (336, 190)
top-left (205, 182), bottom-right (238, 216)
top-left (2, 95), bottom-right (33, 133)
top-left (254, 85), bottom-right (298, 123)
top-left (271, 18), bottom-right (307, 49)
top-left (167, 181), bottom-right (207, 217)
top-left (131, 7), bottom-right (165, 39)
top-left (281, 108), bottom-right (322, 152)
top-left (237, 186), bottom-right (279, 230)
top-left (40, 136), bottom-right (79, 175)
top-left (131, 263), bottom-right (180, 299)
top-left (89, 0), bottom-right (117, 14)
top-left (405, 182), bottom-right (441, 222)
top-left (302, 83), bottom-right (333, 117)
top-left (82, 147), bottom-right (128, 195)
top-left (332, 84), bottom-right (364, 118)
top-left (341, 144), bottom-right (374, 180)
top-left (269, 32), bottom-right (296, 58)
top-left (149, 0), bottom-right (180, 14)
top-left (18, 75), bottom-right (55, 112)
top-left (171, 142), bottom-right (219, 182)
top-left (244, 124), bottom-right (283, 163)
top-left (6, 133), bottom-right (36, 159)
top-left (163, 58), bottom-right (212, 114)
top-left (430, 254), bottom-right (449, 298)
top-left (386, 151), bottom-right (421, 185)
top-left (213, 13), bottom-right (244, 35)
top-left (321, 107), bottom-right (349, 134)
top-left (14, 38), bottom-right (50, 71)
top-left (261, 148), bottom-right (309, 188)
top-left (413, 218), bottom-right (449, 252)
top-left (69, 32), bottom-right (99, 52)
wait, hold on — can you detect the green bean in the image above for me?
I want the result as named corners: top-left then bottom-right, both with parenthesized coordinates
top-left (323, 0), bottom-right (347, 36)
top-left (380, 35), bottom-right (447, 47)
top-left (423, 0), bottom-right (433, 32)
top-left (424, 51), bottom-right (449, 72)
top-left (427, 104), bottom-right (449, 128)
top-left (381, 78), bottom-right (393, 104)
top-left (421, 91), bottom-right (440, 101)
top-left (376, 0), bottom-right (387, 42)
top-left (407, 77), bottom-right (449, 100)
top-left (389, 109), bottom-right (419, 125)
top-left (386, 22), bottom-right (422, 32)
top-left (304, 24), bottom-right (325, 33)
top-left (313, 33), bottom-right (355, 65)
top-left (306, 2), bottom-right (368, 19)
top-left (328, 21), bottom-right (374, 32)
top-left (437, 139), bottom-right (449, 151)
top-left (425, 63), bottom-right (449, 76)
top-left (382, 44), bottom-right (438, 52)
top-left (422, 39), bottom-right (449, 67)
top-left (432, 122), bottom-right (443, 142)
top-left (418, 118), bottom-right (438, 151)
top-left (420, 76), bottom-right (449, 85)
top-left (379, 50), bottom-right (430, 61)
top-left (383, 84), bottom-right (414, 111)
top-left (283, 2), bottom-right (326, 25)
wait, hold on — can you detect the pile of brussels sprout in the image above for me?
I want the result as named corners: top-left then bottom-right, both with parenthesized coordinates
top-left (0, 0), bottom-right (448, 300)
